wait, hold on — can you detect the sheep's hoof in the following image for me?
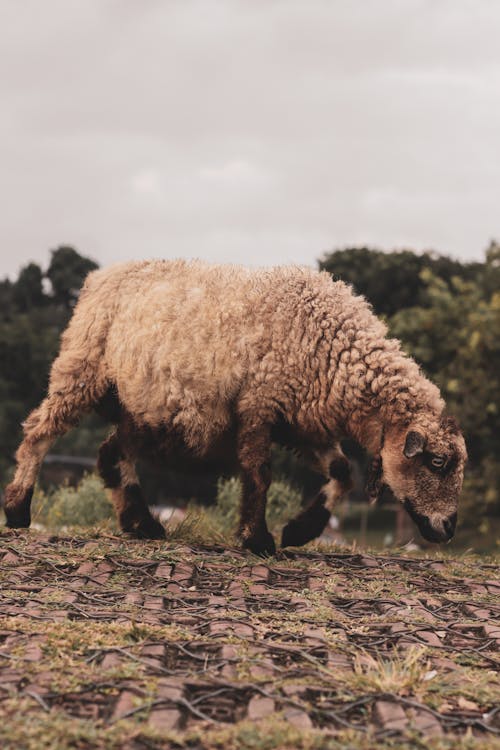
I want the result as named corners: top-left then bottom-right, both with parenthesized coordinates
top-left (5, 507), bottom-right (31, 529)
top-left (129, 517), bottom-right (166, 540)
top-left (4, 485), bottom-right (33, 529)
top-left (242, 531), bottom-right (276, 557)
top-left (281, 506), bottom-right (330, 548)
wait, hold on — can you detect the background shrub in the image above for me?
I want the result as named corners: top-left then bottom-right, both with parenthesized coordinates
top-left (207, 476), bottom-right (302, 535)
top-left (32, 474), bottom-right (113, 529)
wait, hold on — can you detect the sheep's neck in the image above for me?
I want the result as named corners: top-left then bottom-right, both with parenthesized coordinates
top-left (325, 356), bottom-right (444, 456)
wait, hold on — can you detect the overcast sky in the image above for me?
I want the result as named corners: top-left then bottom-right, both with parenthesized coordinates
top-left (1, 0), bottom-right (499, 278)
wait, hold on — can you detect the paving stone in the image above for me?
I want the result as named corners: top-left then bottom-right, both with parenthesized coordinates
top-left (157, 678), bottom-right (183, 701)
top-left (155, 562), bottom-right (173, 579)
top-left (463, 605), bottom-right (491, 620)
top-left (247, 695), bottom-right (275, 719)
top-left (124, 592), bottom-right (143, 606)
top-left (143, 595), bottom-right (165, 610)
top-left (290, 595), bottom-right (309, 611)
top-left (233, 622), bottom-right (254, 637)
top-left (228, 582), bottom-right (246, 598)
top-left (2, 551), bottom-right (21, 564)
top-left (281, 684), bottom-right (307, 696)
top-left (390, 622), bottom-right (407, 634)
top-left (307, 576), bottom-right (324, 591)
top-left (140, 643), bottom-right (165, 667)
top-left (359, 555), bottom-right (378, 568)
top-left (483, 623), bottom-right (500, 641)
top-left (429, 562), bottom-right (447, 572)
top-left (432, 656), bottom-right (460, 671)
top-left (112, 690), bottom-right (137, 721)
top-left (74, 562), bottom-right (95, 577)
top-left (284, 706), bottom-right (313, 729)
top-left (415, 630), bottom-right (442, 647)
top-left (327, 652), bottom-right (351, 670)
top-left (467, 584), bottom-right (489, 595)
top-left (374, 700), bottom-right (408, 731)
top-left (24, 641), bottom-right (43, 661)
top-left (303, 627), bottom-right (326, 646)
top-left (171, 564), bottom-right (194, 584)
top-left (408, 708), bottom-right (443, 736)
top-left (101, 651), bottom-right (124, 670)
top-left (251, 565), bottom-right (270, 582)
top-left (248, 583), bottom-right (267, 596)
top-left (249, 655), bottom-right (275, 679)
top-left (0, 670), bottom-right (22, 690)
top-left (210, 619), bottom-right (253, 638)
top-left (207, 595), bottom-right (226, 606)
top-left (149, 707), bottom-right (182, 730)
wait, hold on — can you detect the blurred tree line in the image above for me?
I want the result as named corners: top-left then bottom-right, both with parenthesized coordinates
top-left (1, 243), bottom-right (498, 529)
top-left (0, 246), bottom-right (102, 477)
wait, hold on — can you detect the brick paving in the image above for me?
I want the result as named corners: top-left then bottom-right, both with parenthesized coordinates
top-left (0, 529), bottom-right (499, 748)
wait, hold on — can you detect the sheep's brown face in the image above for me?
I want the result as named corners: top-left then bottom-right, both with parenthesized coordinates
top-left (380, 418), bottom-right (467, 543)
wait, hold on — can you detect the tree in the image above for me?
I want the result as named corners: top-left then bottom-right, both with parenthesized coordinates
top-left (46, 246), bottom-right (98, 309)
top-left (0, 247), bottom-right (99, 476)
top-left (319, 246), bottom-right (483, 317)
top-left (13, 263), bottom-right (45, 312)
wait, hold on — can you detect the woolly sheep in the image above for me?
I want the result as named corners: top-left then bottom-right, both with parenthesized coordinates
top-left (4, 259), bottom-right (467, 554)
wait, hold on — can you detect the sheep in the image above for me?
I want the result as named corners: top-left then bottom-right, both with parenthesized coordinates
top-left (3, 259), bottom-right (467, 554)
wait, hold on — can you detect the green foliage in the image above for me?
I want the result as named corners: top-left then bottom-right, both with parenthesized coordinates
top-left (32, 474), bottom-right (113, 529)
top-left (319, 245), bottom-right (483, 317)
top-left (0, 247), bottom-right (98, 475)
top-left (46, 245), bottom-right (98, 309)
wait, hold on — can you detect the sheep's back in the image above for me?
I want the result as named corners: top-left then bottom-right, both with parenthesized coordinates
top-left (101, 261), bottom-right (276, 448)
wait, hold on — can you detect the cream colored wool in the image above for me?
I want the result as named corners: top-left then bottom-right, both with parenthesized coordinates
top-left (41, 258), bottom-right (443, 454)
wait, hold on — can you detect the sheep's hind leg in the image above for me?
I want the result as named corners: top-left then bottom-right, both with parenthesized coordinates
top-left (97, 432), bottom-right (165, 540)
top-left (237, 420), bottom-right (275, 556)
top-left (4, 389), bottom-right (94, 529)
top-left (281, 456), bottom-right (352, 548)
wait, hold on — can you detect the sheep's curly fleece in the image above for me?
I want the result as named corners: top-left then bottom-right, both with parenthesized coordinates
top-left (47, 258), bottom-right (444, 452)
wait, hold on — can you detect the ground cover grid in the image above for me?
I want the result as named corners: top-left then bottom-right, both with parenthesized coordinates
top-left (0, 529), bottom-right (499, 749)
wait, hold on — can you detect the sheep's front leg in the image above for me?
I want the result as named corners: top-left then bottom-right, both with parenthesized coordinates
top-left (281, 455), bottom-right (352, 548)
top-left (237, 421), bottom-right (275, 556)
top-left (97, 432), bottom-right (165, 540)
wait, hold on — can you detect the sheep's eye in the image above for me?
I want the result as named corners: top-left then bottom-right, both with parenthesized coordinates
top-left (430, 455), bottom-right (446, 469)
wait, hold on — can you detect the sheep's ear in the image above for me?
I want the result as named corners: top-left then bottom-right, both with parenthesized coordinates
top-left (403, 430), bottom-right (426, 458)
top-left (365, 456), bottom-right (382, 505)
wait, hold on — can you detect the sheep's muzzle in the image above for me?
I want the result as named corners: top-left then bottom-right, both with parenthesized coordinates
top-left (404, 499), bottom-right (457, 543)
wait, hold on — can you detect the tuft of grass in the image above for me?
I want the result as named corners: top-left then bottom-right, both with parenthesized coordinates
top-left (351, 647), bottom-right (433, 696)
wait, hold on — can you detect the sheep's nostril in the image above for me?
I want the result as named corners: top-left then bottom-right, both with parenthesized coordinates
top-left (443, 513), bottom-right (457, 537)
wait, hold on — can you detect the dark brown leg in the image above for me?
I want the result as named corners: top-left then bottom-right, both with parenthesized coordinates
top-left (236, 420), bottom-right (275, 556)
top-left (281, 491), bottom-right (331, 548)
top-left (97, 431), bottom-right (165, 540)
top-left (281, 454), bottom-right (352, 548)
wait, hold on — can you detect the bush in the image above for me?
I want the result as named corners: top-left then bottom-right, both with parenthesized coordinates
top-left (32, 473), bottom-right (113, 529)
top-left (208, 476), bottom-right (302, 535)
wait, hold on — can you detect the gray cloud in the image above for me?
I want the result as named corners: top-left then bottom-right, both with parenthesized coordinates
top-left (1, 0), bottom-right (499, 277)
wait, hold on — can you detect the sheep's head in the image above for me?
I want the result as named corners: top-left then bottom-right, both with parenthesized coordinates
top-left (379, 416), bottom-right (467, 543)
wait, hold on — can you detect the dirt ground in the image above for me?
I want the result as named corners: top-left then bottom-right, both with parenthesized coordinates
top-left (0, 529), bottom-right (499, 749)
